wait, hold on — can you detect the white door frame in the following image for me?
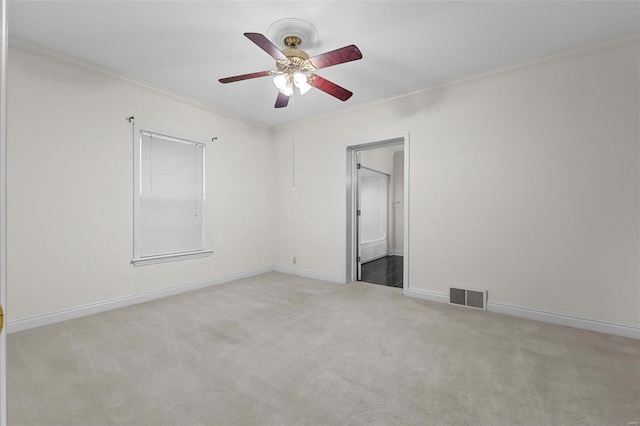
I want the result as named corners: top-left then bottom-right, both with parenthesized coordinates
top-left (0, 0), bottom-right (8, 423)
top-left (355, 151), bottom-right (362, 280)
top-left (345, 133), bottom-right (410, 292)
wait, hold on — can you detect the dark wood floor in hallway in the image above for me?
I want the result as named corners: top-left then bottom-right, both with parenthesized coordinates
top-left (360, 255), bottom-right (403, 288)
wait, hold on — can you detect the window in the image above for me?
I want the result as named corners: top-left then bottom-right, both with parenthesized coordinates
top-left (132, 126), bottom-right (211, 266)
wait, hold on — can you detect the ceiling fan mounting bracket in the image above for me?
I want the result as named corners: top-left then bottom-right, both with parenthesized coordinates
top-left (267, 18), bottom-right (319, 49)
top-left (284, 36), bottom-right (302, 48)
top-left (280, 36), bottom-right (311, 63)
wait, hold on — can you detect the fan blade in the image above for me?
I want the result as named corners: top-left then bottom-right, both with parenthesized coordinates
top-left (308, 74), bottom-right (353, 101)
top-left (308, 45), bottom-right (362, 70)
top-left (218, 70), bottom-right (272, 84)
top-left (275, 92), bottom-right (290, 108)
top-left (244, 32), bottom-right (288, 61)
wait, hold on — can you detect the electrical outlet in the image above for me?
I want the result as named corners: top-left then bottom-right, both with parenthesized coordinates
top-left (293, 257), bottom-right (296, 264)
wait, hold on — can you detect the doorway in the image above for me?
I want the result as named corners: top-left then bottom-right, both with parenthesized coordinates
top-left (360, 255), bottom-right (403, 288)
top-left (346, 134), bottom-right (408, 291)
top-left (359, 167), bottom-right (389, 264)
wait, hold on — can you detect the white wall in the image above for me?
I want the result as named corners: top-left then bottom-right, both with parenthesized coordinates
top-left (273, 37), bottom-right (639, 328)
top-left (7, 42), bottom-right (275, 321)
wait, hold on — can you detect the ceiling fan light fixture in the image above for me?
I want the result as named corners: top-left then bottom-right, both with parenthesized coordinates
top-left (273, 74), bottom-right (289, 91)
top-left (297, 82), bottom-right (312, 95)
top-left (293, 72), bottom-right (312, 95)
top-left (281, 81), bottom-right (294, 97)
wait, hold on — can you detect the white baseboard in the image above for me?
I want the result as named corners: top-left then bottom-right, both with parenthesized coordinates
top-left (273, 265), bottom-right (345, 284)
top-left (13, 268), bottom-right (637, 340)
top-left (403, 287), bottom-right (448, 304)
top-left (391, 250), bottom-right (404, 256)
top-left (487, 301), bottom-right (640, 340)
top-left (404, 287), bottom-right (640, 340)
top-left (7, 267), bottom-right (273, 334)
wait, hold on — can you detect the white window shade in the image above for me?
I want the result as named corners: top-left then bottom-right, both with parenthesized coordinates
top-left (133, 128), bottom-right (211, 266)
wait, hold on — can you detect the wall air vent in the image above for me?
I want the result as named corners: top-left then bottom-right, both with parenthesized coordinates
top-left (449, 286), bottom-right (487, 311)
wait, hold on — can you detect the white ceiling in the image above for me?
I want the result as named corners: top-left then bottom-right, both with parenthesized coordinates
top-left (7, 1), bottom-right (640, 128)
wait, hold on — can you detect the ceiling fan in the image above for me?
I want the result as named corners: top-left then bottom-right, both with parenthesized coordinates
top-left (219, 32), bottom-right (362, 108)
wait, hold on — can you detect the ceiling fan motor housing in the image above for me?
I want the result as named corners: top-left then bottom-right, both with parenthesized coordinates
top-left (277, 36), bottom-right (315, 74)
top-left (281, 36), bottom-right (309, 62)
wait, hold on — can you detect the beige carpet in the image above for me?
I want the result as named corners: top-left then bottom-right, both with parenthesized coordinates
top-left (7, 272), bottom-right (640, 425)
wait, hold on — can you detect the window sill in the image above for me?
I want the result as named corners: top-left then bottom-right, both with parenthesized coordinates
top-left (131, 250), bottom-right (213, 267)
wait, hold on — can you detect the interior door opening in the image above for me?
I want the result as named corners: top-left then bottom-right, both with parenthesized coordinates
top-left (359, 167), bottom-right (389, 264)
top-left (346, 135), bottom-right (408, 292)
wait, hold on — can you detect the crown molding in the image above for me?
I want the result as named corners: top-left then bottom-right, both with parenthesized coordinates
top-left (9, 31), bottom-right (639, 133)
top-left (277, 32), bottom-right (640, 131)
top-left (8, 36), bottom-right (272, 132)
